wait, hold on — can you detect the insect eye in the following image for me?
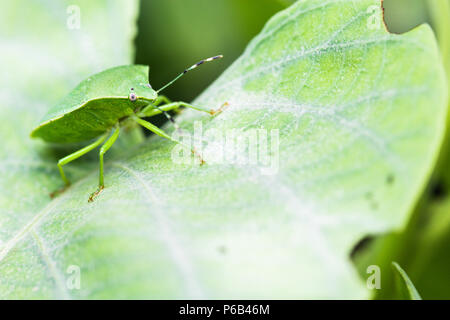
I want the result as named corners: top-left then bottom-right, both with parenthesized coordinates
top-left (129, 93), bottom-right (137, 102)
top-left (146, 84), bottom-right (152, 89)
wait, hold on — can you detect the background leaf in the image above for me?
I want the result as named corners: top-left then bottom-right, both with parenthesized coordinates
top-left (0, 0), bottom-right (448, 299)
top-left (392, 262), bottom-right (422, 300)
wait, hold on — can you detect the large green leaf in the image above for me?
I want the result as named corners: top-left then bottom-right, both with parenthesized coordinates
top-left (0, 0), bottom-right (447, 299)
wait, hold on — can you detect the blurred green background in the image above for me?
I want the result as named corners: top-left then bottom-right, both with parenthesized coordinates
top-left (134, 0), bottom-right (450, 299)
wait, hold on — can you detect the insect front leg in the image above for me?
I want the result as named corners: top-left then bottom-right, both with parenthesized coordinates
top-left (153, 95), bottom-right (171, 106)
top-left (51, 133), bottom-right (109, 198)
top-left (173, 100), bottom-right (229, 116)
top-left (139, 100), bottom-right (219, 118)
top-left (209, 101), bottom-right (229, 116)
top-left (133, 116), bottom-right (204, 165)
top-left (160, 101), bottom-right (215, 115)
top-left (88, 124), bottom-right (120, 203)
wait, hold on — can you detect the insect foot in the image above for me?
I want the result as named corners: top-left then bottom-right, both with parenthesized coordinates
top-left (88, 186), bottom-right (104, 203)
top-left (210, 102), bottom-right (230, 116)
top-left (50, 184), bottom-right (70, 199)
top-left (192, 147), bottom-right (205, 166)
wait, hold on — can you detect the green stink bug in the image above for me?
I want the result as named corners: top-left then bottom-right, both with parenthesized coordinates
top-left (31, 56), bottom-right (224, 201)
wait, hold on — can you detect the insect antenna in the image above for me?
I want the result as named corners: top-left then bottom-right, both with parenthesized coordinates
top-left (156, 55), bottom-right (223, 93)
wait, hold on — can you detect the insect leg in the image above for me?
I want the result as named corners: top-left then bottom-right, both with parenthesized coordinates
top-left (56, 133), bottom-right (109, 186)
top-left (154, 105), bottom-right (180, 131)
top-left (175, 100), bottom-right (229, 115)
top-left (88, 125), bottom-right (120, 203)
top-left (139, 101), bottom-right (214, 118)
top-left (209, 101), bottom-right (230, 116)
top-left (99, 125), bottom-right (120, 188)
top-left (139, 95), bottom-right (183, 131)
top-left (153, 96), bottom-right (183, 128)
top-left (167, 101), bottom-right (214, 114)
top-left (153, 95), bottom-right (171, 106)
top-left (133, 116), bottom-right (204, 164)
